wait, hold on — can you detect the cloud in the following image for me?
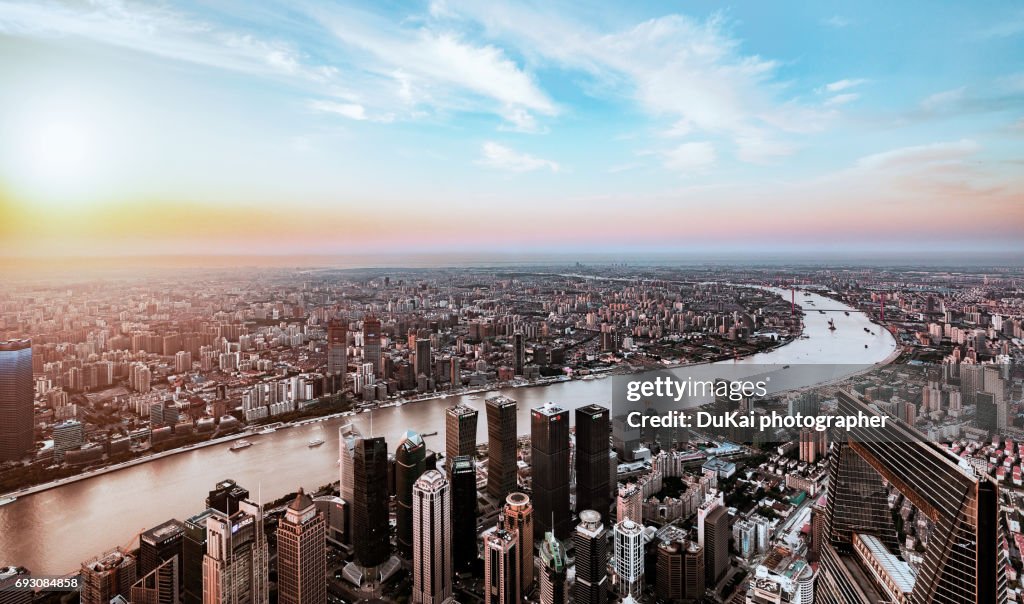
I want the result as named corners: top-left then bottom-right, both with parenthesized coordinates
top-left (822, 15), bottom-right (853, 28)
top-left (477, 141), bottom-right (559, 172)
top-left (920, 87), bottom-right (967, 112)
top-left (661, 141), bottom-right (717, 172)
top-left (823, 78), bottom-right (868, 93)
top-left (976, 12), bottom-right (1024, 38)
top-left (824, 93), bottom-right (860, 107)
top-left (856, 139), bottom-right (980, 171)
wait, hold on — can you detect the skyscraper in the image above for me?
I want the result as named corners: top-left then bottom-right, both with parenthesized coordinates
top-left (183, 509), bottom-right (222, 604)
top-left (575, 404), bottom-right (611, 524)
top-left (486, 396), bottom-right (518, 501)
top-left (206, 479), bottom-right (250, 516)
top-left (277, 489), bottom-right (326, 604)
top-left (81, 549), bottom-right (137, 604)
top-left (138, 519), bottom-right (184, 591)
top-left (445, 404), bottom-right (478, 472)
top-left (483, 526), bottom-right (520, 604)
top-left (512, 332), bottom-right (525, 376)
top-left (504, 492), bottom-right (534, 595)
top-left (397, 430), bottom-right (428, 557)
top-left (703, 505), bottom-right (729, 589)
top-left (656, 537), bottom-right (704, 602)
top-left (327, 319), bottom-right (347, 382)
top-left (412, 470), bottom-right (452, 604)
top-left (817, 390), bottom-right (1007, 604)
top-left (353, 436), bottom-right (390, 570)
top-left (362, 316), bottom-right (382, 377)
top-left (531, 403), bottom-right (570, 541)
top-left (415, 337), bottom-right (432, 379)
top-left (613, 519), bottom-right (644, 599)
top-left (202, 499), bottom-right (269, 604)
top-left (0, 339), bottom-right (33, 462)
top-left (573, 510), bottom-right (608, 604)
top-left (130, 557), bottom-right (179, 604)
top-left (538, 532), bottom-right (568, 604)
top-left (616, 483), bottom-right (642, 524)
top-left (450, 455), bottom-right (478, 572)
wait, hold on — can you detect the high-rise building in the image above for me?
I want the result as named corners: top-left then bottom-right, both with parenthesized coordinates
top-left (486, 396), bottom-right (518, 501)
top-left (531, 403), bottom-right (570, 541)
top-left (415, 338), bottom-right (432, 378)
top-left (183, 509), bottom-right (222, 604)
top-left (613, 519), bottom-right (644, 599)
top-left (138, 519), bottom-right (184, 592)
top-left (573, 510), bottom-right (608, 604)
top-left (206, 479), bottom-right (250, 516)
top-left (445, 404), bottom-right (478, 472)
top-left (353, 436), bottom-right (390, 569)
top-left (0, 566), bottom-right (32, 604)
top-left (703, 505), bottom-right (729, 589)
top-left (397, 431), bottom-right (428, 557)
top-left (202, 499), bottom-right (269, 604)
top-left (504, 492), bottom-right (534, 595)
top-left (656, 537), bottom-right (704, 602)
top-left (327, 320), bottom-right (347, 380)
top-left (538, 532), bottom-right (568, 604)
top-left (483, 526), bottom-right (520, 604)
top-left (277, 489), bottom-right (326, 604)
top-left (450, 455), bottom-right (478, 572)
top-left (412, 470), bottom-right (452, 604)
top-left (0, 339), bottom-right (33, 462)
top-left (817, 390), bottom-right (1007, 604)
top-left (130, 557), bottom-right (179, 604)
top-left (617, 483), bottom-right (642, 524)
top-left (512, 332), bottom-right (525, 376)
top-left (575, 404), bottom-right (611, 524)
top-left (53, 419), bottom-right (83, 463)
top-left (362, 317), bottom-right (382, 377)
top-left (81, 548), bottom-right (137, 604)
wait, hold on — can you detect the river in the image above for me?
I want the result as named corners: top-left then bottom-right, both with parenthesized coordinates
top-left (0, 288), bottom-right (896, 573)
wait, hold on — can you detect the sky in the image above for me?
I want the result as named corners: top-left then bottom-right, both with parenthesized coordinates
top-left (0, 0), bottom-right (1022, 259)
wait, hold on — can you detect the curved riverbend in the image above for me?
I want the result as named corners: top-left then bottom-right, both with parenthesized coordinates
top-left (0, 288), bottom-right (896, 573)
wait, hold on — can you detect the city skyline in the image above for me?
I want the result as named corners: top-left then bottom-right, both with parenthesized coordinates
top-left (1, 0), bottom-right (1023, 257)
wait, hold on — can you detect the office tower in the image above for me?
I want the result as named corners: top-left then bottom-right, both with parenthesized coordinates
top-left (397, 431), bottom-right (428, 557)
top-left (0, 566), bottom-right (32, 604)
top-left (977, 392), bottom-right (998, 434)
top-left (817, 390), bottom-right (1007, 604)
top-left (538, 532), bottom-right (568, 604)
top-left (327, 319), bottom-right (347, 380)
top-left (574, 510), bottom-right (608, 604)
top-left (486, 396), bottom-right (518, 500)
top-left (362, 316), bottom-right (382, 376)
top-left (575, 404), bottom-right (611, 523)
top-left (183, 509), bottom-right (222, 604)
top-left (445, 404), bottom-right (478, 471)
top-left (202, 499), bottom-right (269, 604)
top-left (81, 548), bottom-right (137, 604)
top-left (656, 537), bottom-right (703, 602)
top-left (808, 502), bottom-right (825, 562)
top-left (504, 492), bottom-right (535, 595)
top-left (130, 557), bottom-right (178, 604)
top-left (703, 504), bottom-right (729, 588)
top-left (531, 403), bottom-right (570, 541)
top-left (450, 455), bottom-right (478, 572)
top-left (513, 332), bottom-right (525, 375)
top-left (412, 470), bottom-right (452, 604)
top-left (53, 418), bottom-right (83, 463)
top-left (617, 483), bottom-right (642, 524)
top-left (138, 519), bottom-right (184, 588)
top-left (415, 337), bottom-right (432, 378)
top-left (277, 489), bottom-right (326, 604)
top-left (483, 526), bottom-right (520, 604)
top-left (339, 423), bottom-right (360, 502)
top-left (0, 339), bottom-right (33, 462)
top-left (613, 519), bottom-right (644, 599)
top-left (206, 479), bottom-right (250, 516)
top-left (353, 436), bottom-right (390, 569)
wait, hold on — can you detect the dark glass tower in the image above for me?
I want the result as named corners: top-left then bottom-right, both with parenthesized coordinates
top-left (531, 404), bottom-right (570, 541)
top-left (486, 396), bottom-right (518, 501)
top-left (573, 510), bottom-right (608, 604)
top-left (138, 519), bottom-right (184, 590)
top-left (0, 339), bottom-right (33, 462)
top-left (450, 455), bottom-right (478, 572)
top-left (206, 479), bottom-right (250, 516)
top-left (353, 436), bottom-right (390, 569)
top-left (445, 404), bottom-right (478, 472)
top-left (396, 430), bottom-right (427, 558)
top-left (817, 390), bottom-right (1007, 604)
top-left (575, 404), bottom-right (611, 524)
top-left (182, 508), bottom-right (223, 604)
